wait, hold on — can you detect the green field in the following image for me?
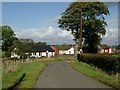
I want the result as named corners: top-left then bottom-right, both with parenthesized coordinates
top-left (71, 61), bottom-right (119, 89)
top-left (2, 60), bottom-right (46, 88)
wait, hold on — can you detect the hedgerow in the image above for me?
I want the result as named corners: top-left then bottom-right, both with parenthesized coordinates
top-left (77, 54), bottom-right (120, 74)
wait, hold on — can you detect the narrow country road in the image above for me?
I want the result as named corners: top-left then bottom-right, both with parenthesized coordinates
top-left (36, 61), bottom-right (112, 88)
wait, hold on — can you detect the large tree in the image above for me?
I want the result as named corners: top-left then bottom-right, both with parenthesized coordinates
top-left (58, 2), bottom-right (109, 53)
top-left (2, 25), bottom-right (18, 52)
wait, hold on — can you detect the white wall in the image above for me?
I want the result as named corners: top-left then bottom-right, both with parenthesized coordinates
top-left (48, 52), bottom-right (55, 57)
top-left (109, 48), bottom-right (112, 53)
top-left (100, 49), bottom-right (104, 53)
top-left (42, 52), bottom-right (55, 57)
top-left (66, 47), bottom-right (74, 54)
top-left (31, 52), bottom-right (40, 58)
top-left (11, 53), bottom-right (20, 59)
top-left (59, 50), bottom-right (66, 54)
top-left (59, 47), bottom-right (75, 55)
top-left (30, 51), bottom-right (55, 58)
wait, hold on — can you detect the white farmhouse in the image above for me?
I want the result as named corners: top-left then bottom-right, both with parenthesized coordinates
top-left (59, 47), bottom-right (75, 55)
top-left (30, 45), bottom-right (55, 58)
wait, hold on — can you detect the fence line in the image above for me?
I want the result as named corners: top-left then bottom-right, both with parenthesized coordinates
top-left (2, 59), bottom-right (32, 73)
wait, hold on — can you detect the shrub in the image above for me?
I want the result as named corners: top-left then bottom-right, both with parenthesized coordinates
top-left (77, 54), bottom-right (119, 74)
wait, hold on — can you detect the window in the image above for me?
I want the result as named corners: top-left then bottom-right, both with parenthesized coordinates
top-left (69, 51), bottom-right (71, 54)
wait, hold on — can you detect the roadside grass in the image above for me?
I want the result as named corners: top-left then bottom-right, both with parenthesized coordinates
top-left (2, 60), bottom-right (46, 88)
top-left (71, 61), bottom-right (119, 89)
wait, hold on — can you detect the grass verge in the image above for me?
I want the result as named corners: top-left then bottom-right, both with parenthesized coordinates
top-left (71, 61), bottom-right (119, 89)
top-left (2, 60), bottom-right (46, 88)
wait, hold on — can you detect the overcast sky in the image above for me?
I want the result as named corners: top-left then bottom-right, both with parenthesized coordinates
top-left (2, 2), bottom-right (119, 46)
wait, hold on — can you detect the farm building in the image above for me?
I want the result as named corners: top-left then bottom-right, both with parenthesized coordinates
top-left (30, 45), bottom-right (55, 58)
top-left (98, 44), bottom-right (116, 54)
top-left (59, 47), bottom-right (75, 55)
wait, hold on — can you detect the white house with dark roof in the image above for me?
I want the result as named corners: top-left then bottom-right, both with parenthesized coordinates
top-left (30, 45), bottom-right (55, 58)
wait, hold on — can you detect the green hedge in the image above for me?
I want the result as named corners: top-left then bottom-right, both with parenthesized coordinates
top-left (77, 54), bottom-right (120, 74)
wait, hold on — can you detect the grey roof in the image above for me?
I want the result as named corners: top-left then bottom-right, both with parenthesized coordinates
top-left (31, 45), bottom-right (54, 52)
top-left (100, 44), bottom-right (110, 49)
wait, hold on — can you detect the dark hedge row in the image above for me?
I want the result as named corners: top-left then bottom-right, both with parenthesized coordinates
top-left (77, 54), bottom-right (120, 74)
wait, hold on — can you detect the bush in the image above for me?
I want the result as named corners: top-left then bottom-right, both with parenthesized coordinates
top-left (77, 54), bottom-right (119, 74)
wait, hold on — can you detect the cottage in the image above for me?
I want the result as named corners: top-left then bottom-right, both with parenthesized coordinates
top-left (59, 47), bottom-right (75, 55)
top-left (99, 44), bottom-right (116, 54)
top-left (30, 45), bottom-right (55, 58)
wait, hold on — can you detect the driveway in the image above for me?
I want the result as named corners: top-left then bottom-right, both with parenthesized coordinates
top-left (36, 61), bottom-right (112, 88)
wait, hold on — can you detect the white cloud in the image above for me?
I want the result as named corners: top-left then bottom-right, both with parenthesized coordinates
top-left (102, 28), bottom-right (118, 46)
top-left (15, 26), bottom-right (118, 46)
top-left (14, 14), bottom-right (118, 46)
top-left (14, 16), bottom-right (74, 45)
top-left (15, 25), bottom-right (74, 45)
top-left (58, 30), bottom-right (71, 37)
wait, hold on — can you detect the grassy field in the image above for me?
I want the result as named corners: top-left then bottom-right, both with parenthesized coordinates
top-left (71, 61), bottom-right (119, 89)
top-left (2, 60), bottom-right (46, 88)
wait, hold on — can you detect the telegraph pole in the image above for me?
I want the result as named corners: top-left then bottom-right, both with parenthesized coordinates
top-left (80, 8), bottom-right (83, 54)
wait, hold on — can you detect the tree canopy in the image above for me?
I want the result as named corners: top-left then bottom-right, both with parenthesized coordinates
top-left (2, 25), bottom-right (18, 52)
top-left (13, 39), bottom-right (34, 59)
top-left (58, 2), bottom-right (109, 53)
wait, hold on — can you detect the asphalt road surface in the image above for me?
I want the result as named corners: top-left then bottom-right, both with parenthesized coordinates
top-left (36, 61), bottom-right (112, 88)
